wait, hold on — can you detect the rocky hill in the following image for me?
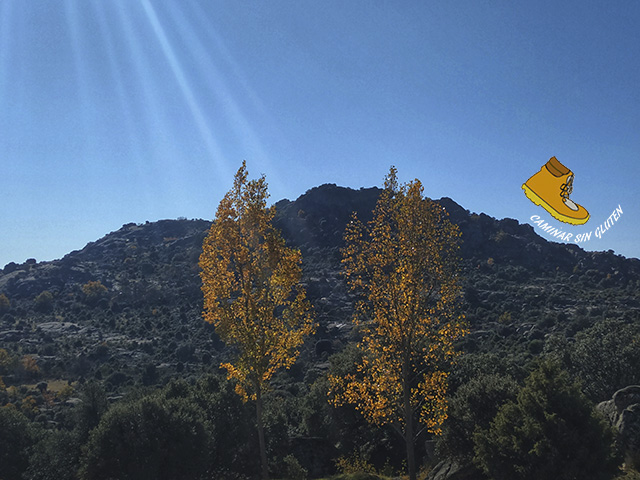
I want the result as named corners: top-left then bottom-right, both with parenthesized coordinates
top-left (1, 183), bottom-right (639, 393)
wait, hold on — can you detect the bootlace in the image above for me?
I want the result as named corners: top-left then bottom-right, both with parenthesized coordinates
top-left (560, 175), bottom-right (573, 199)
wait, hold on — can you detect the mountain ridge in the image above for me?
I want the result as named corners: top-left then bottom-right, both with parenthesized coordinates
top-left (0, 183), bottom-right (639, 391)
top-left (3, 183), bottom-right (636, 276)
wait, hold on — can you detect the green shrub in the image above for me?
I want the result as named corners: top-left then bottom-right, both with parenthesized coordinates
top-left (75, 381), bottom-right (108, 439)
top-left (80, 395), bottom-right (211, 480)
top-left (438, 373), bottom-right (518, 462)
top-left (528, 338), bottom-right (544, 354)
top-left (189, 374), bottom-right (258, 476)
top-left (0, 347), bottom-right (15, 375)
top-left (283, 454), bottom-right (308, 480)
top-left (617, 469), bottom-right (640, 480)
top-left (0, 406), bottom-right (35, 480)
top-left (335, 451), bottom-right (376, 475)
top-left (24, 429), bottom-right (81, 480)
top-left (570, 318), bottom-right (640, 401)
top-left (0, 293), bottom-right (10, 313)
top-left (498, 311), bottom-right (512, 324)
top-left (473, 360), bottom-right (619, 480)
top-left (34, 291), bottom-right (54, 313)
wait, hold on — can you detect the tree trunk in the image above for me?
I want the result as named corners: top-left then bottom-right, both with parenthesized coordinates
top-left (256, 387), bottom-right (269, 480)
top-left (404, 393), bottom-right (417, 480)
top-left (403, 361), bottom-right (417, 480)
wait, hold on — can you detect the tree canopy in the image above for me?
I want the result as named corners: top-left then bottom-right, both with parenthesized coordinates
top-left (474, 360), bottom-right (619, 480)
top-left (329, 167), bottom-right (467, 480)
top-left (199, 161), bottom-right (315, 478)
top-left (80, 395), bottom-right (211, 480)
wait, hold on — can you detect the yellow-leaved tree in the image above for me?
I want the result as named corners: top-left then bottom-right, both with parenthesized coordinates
top-left (199, 161), bottom-right (315, 480)
top-left (329, 167), bottom-right (467, 480)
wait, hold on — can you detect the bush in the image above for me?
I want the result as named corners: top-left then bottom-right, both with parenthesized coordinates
top-left (82, 281), bottom-right (108, 306)
top-left (438, 373), bottom-right (518, 462)
top-left (24, 429), bottom-right (81, 480)
top-left (473, 360), bottom-right (619, 480)
top-left (190, 375), bottom-right (259, 476)
top-left (75, 381), bottom-right (109, 440)
top-left (568, 318), bottom-right (640, 402)
top-left (20, 355), bottom-right (41, 380)
top-left (329, 474), bottom-right (385, 480)
top-left (21, 395), bottom-right (39, 417)
top-left (0, 293), bottom-right (10, 313)
top-left (283, 454), bottom-right (308, 480)
top-left (34, 291), bottom-right (54, 313)
top-left (617, 469), bottom-right (640, 480)
top-left (80, 395), bottom-right (212, 480)
top-left (0, 406), bottom-right (35, 480)
top-left (57, 383), bottom-right (74, 401)
top-left (0, 347), bottom-right (15, 374)
top-left (335, 451), bottom-right (376, 475)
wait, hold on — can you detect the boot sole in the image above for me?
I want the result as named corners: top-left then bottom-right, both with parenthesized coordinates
top-left (522, 183), bottom-right (589, 225)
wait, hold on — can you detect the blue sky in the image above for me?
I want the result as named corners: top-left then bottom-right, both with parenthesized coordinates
top-left (1, 1), bottom-right (638, 268)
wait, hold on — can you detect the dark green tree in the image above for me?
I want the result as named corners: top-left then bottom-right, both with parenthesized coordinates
top-left (24, 429), bottom-right (81, 480)
top-left (568, 318), bottom-right (640, 402)
top-left (34, 290), bottom-right (54, 313)
top-left (75, 380), bottom-right (109, 441)
top-left (0, 292), bottom-right (10, 313)
top-left (80, 396), bottom-right (212, 480)
top-left (474, 361), bottom-right (619, 480)
top-left (184, 374), bottom-right (259, 477)
top-left (0, 406), bottom-right (35, 480)
top-left (438, 373), bottom-right (518, 463)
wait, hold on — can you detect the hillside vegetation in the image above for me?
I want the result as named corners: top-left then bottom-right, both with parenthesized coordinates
top-left (1, 183), bottom-right (639, 479)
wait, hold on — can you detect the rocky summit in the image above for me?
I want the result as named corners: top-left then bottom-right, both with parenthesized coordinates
top-left (2, 184), bottom-right (640, 480)
top-left (1, 183), bottom-right (639, 391)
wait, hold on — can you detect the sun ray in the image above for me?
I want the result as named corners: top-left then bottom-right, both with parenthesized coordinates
top-left (63, 0), bottom-right (92, 142)
top-left (0, 1), bottom-right (13, 104)
top-left (139, 0), bottom-right (230, 181)
top-left (185, 2), bottom-right (295, 195)
top-left (163, 2), bottom-right (289, 196)
top-left (111, 1), bottom-right (167, 151)
top-left (163, 3), bottom-right (268, 157)
top-left (92, 2), bottom-right (145, 166)
top-left (107, 0), bottom-right (191, 213)
top-left (189, 2), bottom-right (272, 123)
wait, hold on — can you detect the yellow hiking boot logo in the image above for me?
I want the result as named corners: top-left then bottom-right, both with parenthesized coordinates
top-left (522, 157), bottom-right (590, 225)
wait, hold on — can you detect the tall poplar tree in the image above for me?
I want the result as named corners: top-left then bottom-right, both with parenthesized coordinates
top-left (199, 161), bottom-right (315, 479)
top-left (329, 167), bottom-right (467, 480)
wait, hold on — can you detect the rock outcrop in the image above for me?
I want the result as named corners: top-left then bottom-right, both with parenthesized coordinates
top-left (0, 184), bottom-right (638, 396)
top-left (598, 385), bottom-right (640, 468)
top-left (426, 460), bottom-right (482, 480)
